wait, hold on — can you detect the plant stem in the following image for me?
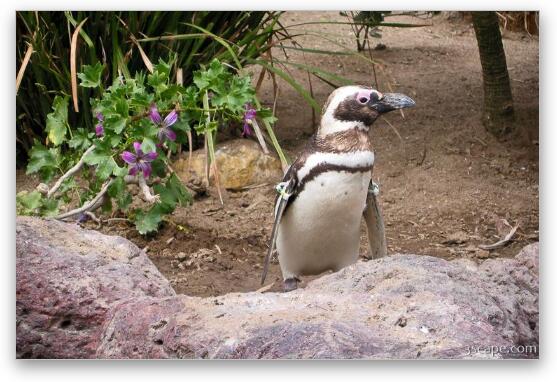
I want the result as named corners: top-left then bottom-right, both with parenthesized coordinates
top-left (47, 145), bottom-right (95, 198)
top-left (203, 91), bottom-right (224, 205)
top-left (53, 178), bottom-right (114, 220)
top-left (138, 174), bottom-right (159, 203)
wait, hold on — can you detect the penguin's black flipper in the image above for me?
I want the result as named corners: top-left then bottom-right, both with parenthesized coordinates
top-left (261, 171), bottom-right (297, 285)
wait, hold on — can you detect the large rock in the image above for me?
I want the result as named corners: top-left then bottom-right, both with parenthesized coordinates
top-left (16, 217), bottom-right (175, 358)
top-left (173, 139), bottom-right (283, 190)
top-left (16, 217), bottom-right (538, 359)
top-left (96, 247), bottom-right (538, 359)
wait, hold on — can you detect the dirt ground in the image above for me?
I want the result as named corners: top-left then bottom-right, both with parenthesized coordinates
top-left (16, 12), bottom-right (539, 297)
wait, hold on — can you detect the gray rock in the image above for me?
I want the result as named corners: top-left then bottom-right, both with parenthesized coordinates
top-left (16, 217), bottom-right (538, 359)
top-left (96, 247), bottom-right (538, 359)
top-left (16, 217), bottom-right (175, 358)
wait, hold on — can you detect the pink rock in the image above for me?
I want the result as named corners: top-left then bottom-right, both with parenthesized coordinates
top-left (16, 217), bottom-right (539, 359)
top-left (16, 217), bottom-right (175, 358)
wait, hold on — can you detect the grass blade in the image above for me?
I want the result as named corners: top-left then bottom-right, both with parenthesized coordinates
top-left (64, 11), bottom-right (94, 48)
top-left (70, 17), bottom-right (88, 112)
top-left (253, 95), bottom-right (289, 169)
top-left (283, 20), bottom-right (430, 28)
top-left (117, 16), bottom-right (154, 73)
top-left (273, 58), bottom-right (355, 87)
top-left (251, 59), bottom-right (321, 113)
top-left (16, 42), bottom-right (34, 95)
top-left (250, 118), bottom-right (269, 154)
top-left (182, 22), bottom-right (242, 70)
top-left (275, 45), bottom-right (355, 56)
top-left (136, 33), bottom-right (207, 42)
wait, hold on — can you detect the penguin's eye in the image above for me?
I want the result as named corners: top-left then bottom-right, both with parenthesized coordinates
top-left (357, 96), bottom-right (369, 104)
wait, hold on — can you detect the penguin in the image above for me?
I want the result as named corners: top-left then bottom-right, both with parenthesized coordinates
top-left (261, 85), bottom-right (415, 291)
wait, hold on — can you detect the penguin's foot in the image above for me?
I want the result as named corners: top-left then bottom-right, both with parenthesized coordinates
top-left (283, 278), bottom-right (299, 292)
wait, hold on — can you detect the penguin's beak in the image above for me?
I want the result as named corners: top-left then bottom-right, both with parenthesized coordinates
top-left (372, 93), bottom-right (415, 114)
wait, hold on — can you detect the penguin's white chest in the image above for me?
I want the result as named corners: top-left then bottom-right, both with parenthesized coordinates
top-left (276, 169), bottom-right (371, 278)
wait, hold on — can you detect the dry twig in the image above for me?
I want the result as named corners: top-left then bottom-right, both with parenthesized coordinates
top-left (479, 224), bottom-right (519, 250)
top-left (47, 145), bottom-right (95, 198)
top-left (53, 178), bottom-right (114, 220)
top-left (256, 282), bottom-right (275, 293)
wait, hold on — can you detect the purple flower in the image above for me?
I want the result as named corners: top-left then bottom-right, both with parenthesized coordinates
top-left (95, 113), bottom-right (104, 137)
top-left (242, 104), bottom-right (257, 137)
top-left (77, 212), bottom-right (89, 223)
top-left (95, 124), bottom-right (104, 137)
top-left (121, 142), bottom-right (158, 179)
top-left (149, 104), bottom-right (178, 142)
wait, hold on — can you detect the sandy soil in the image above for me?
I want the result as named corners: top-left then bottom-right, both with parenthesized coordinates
top-left (16, 12), bottom-right (539, 297)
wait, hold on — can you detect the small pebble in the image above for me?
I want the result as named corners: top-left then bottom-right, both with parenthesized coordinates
top-left (419, 325), bottom-right (431, 334)
top-left (176, 252), bottom-right (188, 261)
top-left (476, 249), bottom-right (490, 259)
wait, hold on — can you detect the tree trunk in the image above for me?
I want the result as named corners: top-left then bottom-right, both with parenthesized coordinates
top-left (472, 11), bottom-right (515, 138)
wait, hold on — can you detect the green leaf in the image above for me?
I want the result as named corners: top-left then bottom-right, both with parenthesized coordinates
top-left (26, 141), bottom-right (61, 182)
top-left (57, 174), bottom-right (76, 191)
top-left (193, 59), bottom-right (227, 90)
top-left (83, 147), bottom-right (121, 180)
top-left (153, 58), bottom-right (171, 78)
top-left (182, 85), bottom-right (199, 105)
top-left (108, 177), bottom-right (132, 210)
top-left (16, 190), bottom-right (60, 217)
top-left (45, 95), bottom-right (69, 146)
top-left (77, 62), bottom-right (105, 88)
top-left (109, 134), bottom-right (122, 147)
top-left (160, 84), bottom-right (185, 100)
top-left (134, 204), bottom-right (168, 235)
top-left (171, 119), bottom-right (190, 133)
top-left (68, 128), bottom-right (93, 150)
top-left (141, 137), bottom-right (157, 154)
top-left (113, 165), bottom-right (128, 177)
top-left (261, 115), bottom-right (278, 125)
top-left (16, 191), bottom-right (42, 214)
top-left (107, 176), bottom-right (124, 199)
top-left (138, 121), bottom-right (160, 142)
top-left (133, 172), bottom-right (191, 234)
top-left (154, 173), bottom-right (192, 208)
top-left (41, 198), bottom-right (60, 217)
top-left (114, 98), bottom-right (129, 117)
top-left (83, 147), bottom-right (107, 165)
top-left (147, 60), bottom-right (170, 94)
top-left (130, 91), bottom-right (153, 109)
top-left (211, 75), bottom-right (254, 112)
top-left (104, 115), bottom-right (127, 134)
top-left (96, 157), bottom-right (118, 181)
top-left (151, 158), bottom-right (167, 178)
top-left (118, 193), bottom-right (132, 211)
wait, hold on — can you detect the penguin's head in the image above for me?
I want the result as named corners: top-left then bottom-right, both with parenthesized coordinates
top-left (319, 85), bottom-right (415, 136)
